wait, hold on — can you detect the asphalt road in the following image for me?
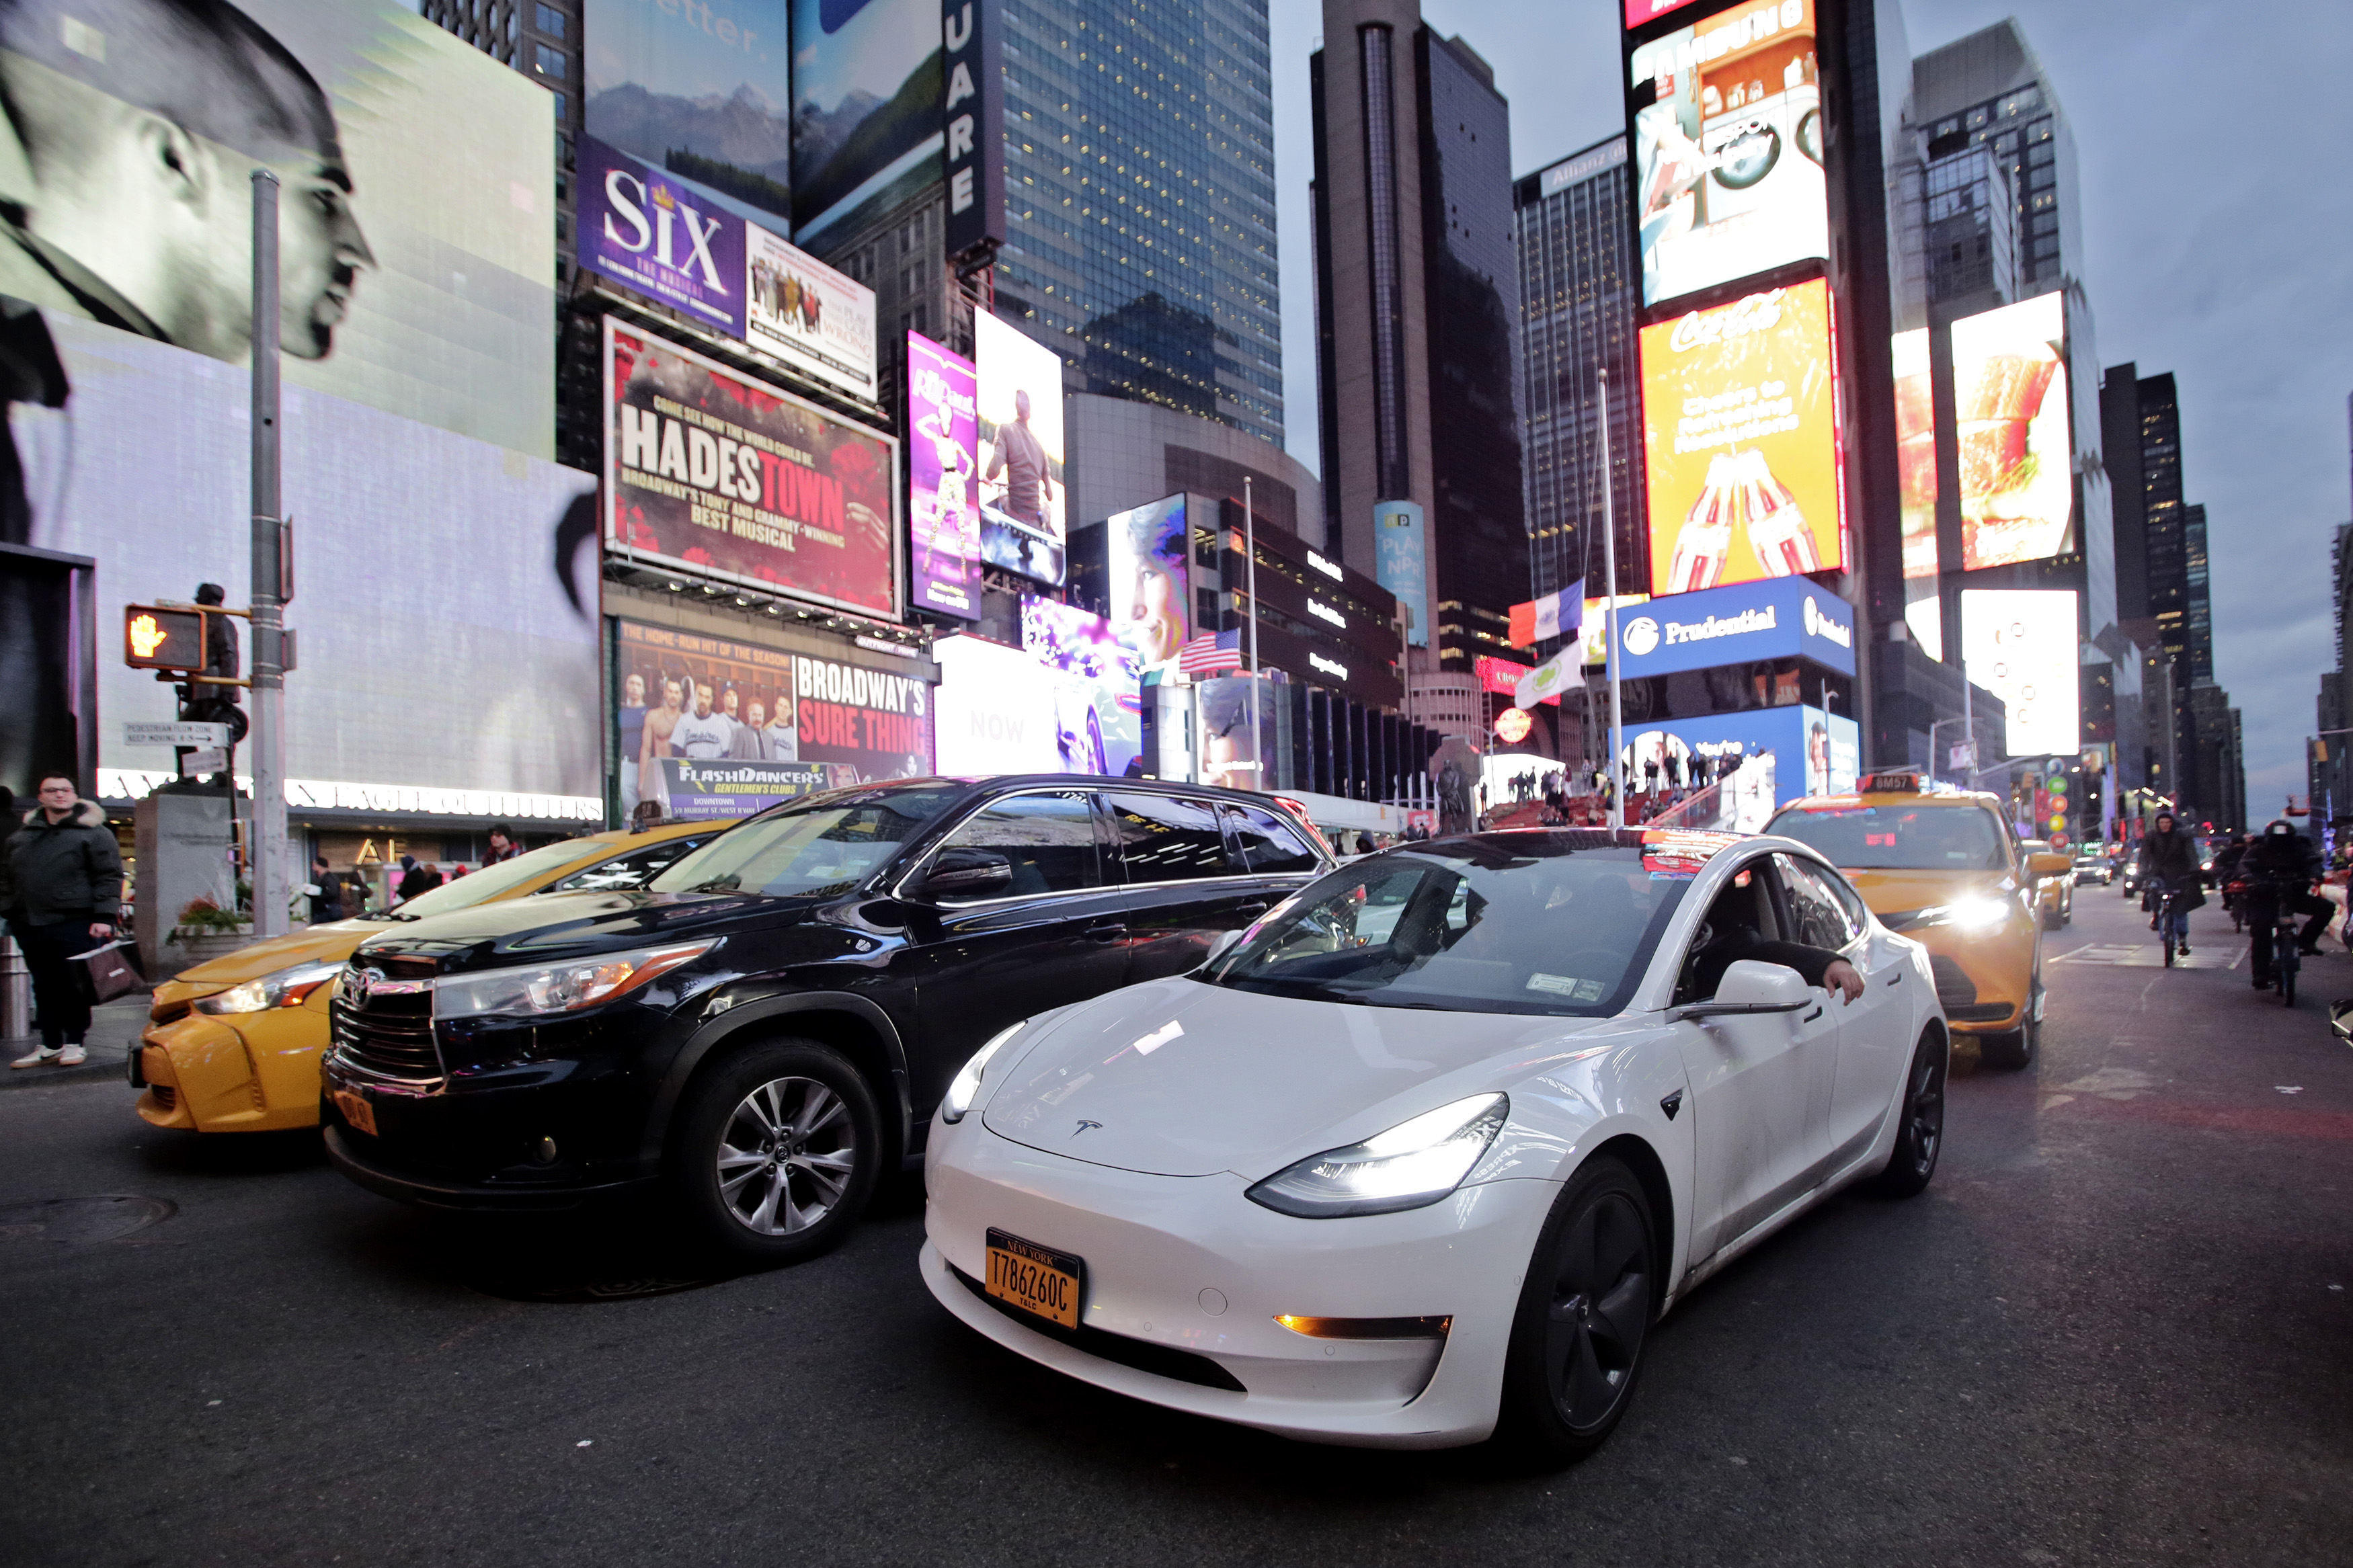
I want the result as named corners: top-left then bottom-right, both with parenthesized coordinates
top-left (4, 889), bottom-right (2350, 1567)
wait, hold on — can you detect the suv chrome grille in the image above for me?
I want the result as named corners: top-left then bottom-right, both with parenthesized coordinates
top-left (330, 993), bottom-right (441, 1083)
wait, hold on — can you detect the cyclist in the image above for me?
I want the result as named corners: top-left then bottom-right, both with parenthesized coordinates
top-left (2242, 819), bottom-right (2331, 990)
top-left (2137, 811), bottom-right (2204, 954)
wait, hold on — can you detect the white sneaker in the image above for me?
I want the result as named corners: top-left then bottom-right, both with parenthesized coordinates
top-left (55, 1045), bottom-right (87, 1067)
top-left (9, 1046), bottom-right (60, 1069)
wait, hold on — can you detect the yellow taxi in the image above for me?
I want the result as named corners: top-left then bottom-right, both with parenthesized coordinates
top-left (133, 819), bottom-right (728, 1133)
top-left (1765, 771), bottom-right (2069, 1070)
top-left (2019, 839), bottom-right (2073, 929)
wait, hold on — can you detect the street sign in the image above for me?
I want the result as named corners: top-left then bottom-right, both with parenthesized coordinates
top-left (124, 604), bottom-right (208, 671)
top-left (1948, 743), bottom-right (1976, 770)
top-left (124, 721), bottom-right (232, 749)
top-left (180, 748), bottom-right (228, 777)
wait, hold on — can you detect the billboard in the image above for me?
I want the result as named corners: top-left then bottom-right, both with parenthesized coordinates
top-left (584, 0), bottom-right (793, 232)
top-left (1610, 574), bottom-right (1854, 680)
top-left (1023, 596), bottom-right (1145, 776)
top-left (932, 633), bottom-right (1062, 775)
top-left (26, 316), bottom-right (597, 800)
top-left (907, 332), bottom-right (980, 619)
top-left (1640, 280), bottom-right (1843, 595)
top-left (615, 619), bottom-right (809, 821)
top-left (1105, 493), bottom-right (1191, 667)
top-left (1629, 0), bottom-right (1825, 310)
top-left (605, 320), bottom-right (900, 618)
top-left (1892, 327), bottom-right (1943, 659)
top-left (1962, 589), bottom-right (2079, 758)
top-left (745, 225), bottom-right (878, 402)
top-left (0, 1), bottom-right (555, 457)
top-left (1951, 293), bottom-right (2073, 570)
top-left (791, 0), bottom-right (944, 245)
top-left (942, 0), bottom-right (1005, 262)
top-left (793, 651), bottom-right (934, 783)
top-left (1374, 500), bottom-right (1428, 645)
top-left (1580, 593), bottom-right (1651, 667)
top-left (1621, 702), bottom-right (1854, 827)
top-left (975, 311), bottom-right (1067, 586)
top-left (1625, 0), bottom-right (1714, 25)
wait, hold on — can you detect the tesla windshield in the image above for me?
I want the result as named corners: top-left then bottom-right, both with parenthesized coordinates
top-left (1768, 803), bottom-right (2010, 871)
top-left (1204, 841), bottom-right (1687, 1017)
top-left (649, 786), bottom-right (965, 899)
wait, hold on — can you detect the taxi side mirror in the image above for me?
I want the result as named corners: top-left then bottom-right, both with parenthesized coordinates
top-left (2028, 852), bottom-right (2071, 878)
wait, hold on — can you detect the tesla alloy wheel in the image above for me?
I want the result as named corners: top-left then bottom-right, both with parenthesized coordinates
top-left (1872, 1031), bottom-right (1946, 1198)
top-left (671, 1039), bottom-right (881, 1266)
top-left (1495, 1156), bottom-right (1657, 1466)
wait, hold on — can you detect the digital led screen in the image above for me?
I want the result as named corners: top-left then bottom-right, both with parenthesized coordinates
top-left (791, 0), bottom-right (943, 245)
top-left (1630, 0), bottom-right (1825, 309)
top-left (932, 634), bottom-right (1064, 776)
top-left (1892, 327), bottom-right (1942, 659)
top-left (585, 0), bottom-right (793, 231)
top-left (1022, 596), bottom-right (1144, 776)
top-left (1962, 589), bottom-right (2079, 758)
top-left (1640, 279), bottom-right (1843, 596)
top-left (1625, 0), bottom-right (1714, 27)
top-left (907, 332), bottom-right (980, 619)
top-left (1951, 293), bottom-right (2073, 570)
top-left (1105, 493), bottom-right (1191, 667)
top-left (975, 312), bottom-right (1068, 587)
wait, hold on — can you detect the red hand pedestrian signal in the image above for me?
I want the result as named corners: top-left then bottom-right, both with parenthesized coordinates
top-left (122, 604), bottom-right (208, 671)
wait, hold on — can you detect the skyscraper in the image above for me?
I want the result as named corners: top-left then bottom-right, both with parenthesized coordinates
top-left (1310, 0), bottom-right (1523, 698)
top-left (1513, 136), bottom-right (1643, 616)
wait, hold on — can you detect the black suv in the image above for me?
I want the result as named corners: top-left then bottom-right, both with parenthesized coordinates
top-left (320, 776), bottom-right (1331, 1262)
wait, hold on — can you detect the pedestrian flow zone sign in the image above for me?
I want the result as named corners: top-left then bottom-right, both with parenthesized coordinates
top-left (122, 721), bottom-right (232, 749)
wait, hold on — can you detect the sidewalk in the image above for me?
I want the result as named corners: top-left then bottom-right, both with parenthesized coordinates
top-left (1, 991), bottom-right (153, 1089)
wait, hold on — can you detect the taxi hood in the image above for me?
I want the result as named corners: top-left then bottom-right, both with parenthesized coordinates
top-left (979, 977), bottom-right (1609, 1179)
top-left (165, 921), bottom-right (381, 987)
top-left (1839, 867), bottom-right (2013, 919)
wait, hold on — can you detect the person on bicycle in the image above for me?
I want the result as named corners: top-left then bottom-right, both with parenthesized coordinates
top-left (2137, 811), bottom-right (2204, 954)
top-left (2242, 819), bottom-right (2331, 989)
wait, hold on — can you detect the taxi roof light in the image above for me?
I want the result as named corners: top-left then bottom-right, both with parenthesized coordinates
top-left (1857, 769), bottom-right (1925, 794)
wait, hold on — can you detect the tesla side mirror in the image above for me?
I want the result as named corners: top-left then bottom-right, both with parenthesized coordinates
top-left (1671, 960), bottom-right (1812, 1022)
top-left (915, 847), bottom-right (1014, 901)
top-left (2028, 852), bottom-right (2071, 878)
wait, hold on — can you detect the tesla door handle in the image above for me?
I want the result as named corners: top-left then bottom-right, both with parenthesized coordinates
top-left (1802, 1005), bottom-right (1824, 1023)
top-left (1084, 923), bottom-right (1128, 942)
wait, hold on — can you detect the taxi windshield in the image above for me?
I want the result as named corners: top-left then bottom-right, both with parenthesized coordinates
top-left (1769, 803), bottom-right (2010, 871)
top-left (383, 839), bottom-right (593, 918)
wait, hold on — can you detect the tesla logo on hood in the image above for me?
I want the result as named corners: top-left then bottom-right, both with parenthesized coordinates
top-left (1072, 1120), bottom-right (1103, 1136)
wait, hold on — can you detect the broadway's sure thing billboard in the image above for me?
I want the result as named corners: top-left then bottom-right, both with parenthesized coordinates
top-left (581, 136), bottom-right (878, 403)
top-left (1950, 292), bottom-right (2073, 571)
top-left (975, 311), bottom-right (1068, 586)
top-left (907, 331), bottom-right (980, 619)
top-left (606, 320), bottom-right (900, 618)
top-left (1962, 588), bottom-right (2079, 758)
top-left (791, 0), bottom-right (943, 245)
top-left (1629, 0), bottom-right (1825, 311)
top-left (0, 0), bottom-right (556, 457)
top-left (585, 0), bottom-right (793, 232)
top-left (615, 618), bottom-right (813, 821)
top-left (1641, 279), bottom-right (1843, 596)
top-left (793, 651), bottom-right (934, 783)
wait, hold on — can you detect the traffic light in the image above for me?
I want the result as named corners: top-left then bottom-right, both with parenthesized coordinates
top-left (124, 605), bottom-right (209, 671)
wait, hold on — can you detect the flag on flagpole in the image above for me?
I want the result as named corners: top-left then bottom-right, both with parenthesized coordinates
top-left (1514, 646), bottom-right (1579, 712)
top-left (1507, 580), bottom-right (1587, 648)
top-left (1176, 628), bottom-right (1245, 675)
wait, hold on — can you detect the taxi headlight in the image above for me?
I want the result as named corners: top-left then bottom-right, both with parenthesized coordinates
top-left (192, 960), bottom-right (346, 1014)
top-left (1916, 897), bottom-right (2012, 933)
top-left (430, 941), bottom-right (716, 1020)
top-left (941, 1022), bottom-right (1027, 1124)
top-left (1247, 1094), bottom-right (1509, 1219)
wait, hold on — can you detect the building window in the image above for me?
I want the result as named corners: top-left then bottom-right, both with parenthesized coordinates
top-left (535, 2), bottom-right (565, 36)
top-left (535, 42), bottom-right (566, 79)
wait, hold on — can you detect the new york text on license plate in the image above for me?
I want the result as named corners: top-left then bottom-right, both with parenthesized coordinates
top-left (984, 1228), bottom-right (1082, 1330)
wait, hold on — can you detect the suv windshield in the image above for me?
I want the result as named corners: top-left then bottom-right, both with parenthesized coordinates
top-left (1203, 840), bottom-right (1686, 1017)
top-left (649, 786), bottom-right (965, 899)
top-left (381, 839), bottom-right (594, 919)
top-left (1769, 802), bottom-right (2010, 871)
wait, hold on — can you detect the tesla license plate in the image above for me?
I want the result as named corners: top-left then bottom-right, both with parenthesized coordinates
top-left (332, 1089), bottom-right (378, 1137)
top-left (984, 1229), bottom-right (1083, 1330)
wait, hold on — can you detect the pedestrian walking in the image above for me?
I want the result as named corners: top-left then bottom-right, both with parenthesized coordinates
top-left (7, 773), bottom-right (122, 1069)
top-left (308, 854), bottom-right (346, 923)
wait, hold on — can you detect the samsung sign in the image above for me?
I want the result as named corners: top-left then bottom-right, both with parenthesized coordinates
top-left (1616, 577), bottom-right (1856, 679)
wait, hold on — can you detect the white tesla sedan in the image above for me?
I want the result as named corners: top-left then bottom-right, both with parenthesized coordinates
top-left (922, 827), bottom-right (1947, 1462)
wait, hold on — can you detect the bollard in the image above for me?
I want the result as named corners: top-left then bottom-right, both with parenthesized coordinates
top-left (1, 934), bottom-right (29, 1041)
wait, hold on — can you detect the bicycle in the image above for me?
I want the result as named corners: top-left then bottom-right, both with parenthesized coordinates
top-left (2157, 884), bottom-right (2190, 966)
top-left (2268, 900), bottom-right (2302, 1006)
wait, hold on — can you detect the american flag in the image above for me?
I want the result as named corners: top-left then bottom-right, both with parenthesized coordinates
top-left (1176, 628), bottom-right (1244, 674)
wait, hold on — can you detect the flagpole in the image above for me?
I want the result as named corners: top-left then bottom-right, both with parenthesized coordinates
top-left (1245, 477), bottom-right (1261, 788)
top-left (1599, 366), bottom-right (1624, 833)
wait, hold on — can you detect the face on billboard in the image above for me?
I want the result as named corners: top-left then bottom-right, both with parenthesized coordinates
top-left (1962, 589), bottom-right (2079, 757)
top-left (975, 311), bottom-right (1068, 586)
top-left (0, 1), bottom-right (554, 456)
top-left (586, 0), bottom-right (792, 231)
top-left (1022, 596), bottom-right (1144, 776)
top-left (1106, 495), bottom-right (1191, 667)
top-left (907, 332), bottom-right (980, 619)
top-left (791, 0), bottom-right (942, 243)
top-left (606, 321), bottom-right (900, 618)
top-left (1641, 280), bottom-right (1843, 596)
top-left (1951, 293), bottom-right (2073, 571)
top-left (616, 619), bottom-right (819, 820)
top-left (1630, 0), bottom-right (1825, 310)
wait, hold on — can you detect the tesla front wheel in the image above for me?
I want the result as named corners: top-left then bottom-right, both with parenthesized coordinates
top-left (1872, 1031), bottom-right (1946, 1198)
top-left (668, 1038), bottom-right (883, 1266)
top-left (1494, 1156), bottom-right (1657, 1467)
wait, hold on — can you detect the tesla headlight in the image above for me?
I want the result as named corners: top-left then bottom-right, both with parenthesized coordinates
top-left (1915, 897), bottom-right (2011, 933)
top-left (941, 1022), bottom-right (1027, 1125)
top-left (1246, 1094), bottom-right (1509, 1219)
top-left (430, 940), bottom-right (715, 1021)
top-left (193, 960), bottom-right (346, 1014)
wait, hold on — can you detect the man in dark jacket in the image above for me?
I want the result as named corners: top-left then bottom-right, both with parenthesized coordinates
top-left (2137, 812), bottom-right (2205, 953)
top-left (2243, 820), bottom-right (2331, 989)
top-left (7, 772), bottom-right (121, 1068)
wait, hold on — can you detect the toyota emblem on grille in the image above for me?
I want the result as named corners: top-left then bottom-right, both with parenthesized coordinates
top-left (348, 966), bottom-right (381, 1003)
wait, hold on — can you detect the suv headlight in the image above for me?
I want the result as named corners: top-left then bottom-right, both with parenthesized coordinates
top-left (193, 960), bottom-right (346, 1014)
top-left (1246, 1094), bottom-right (1509, 1219)
top-left (430, 941), bottom-right (716, 1021)
top-left (941, 1022), bottom-right (1027, 1124)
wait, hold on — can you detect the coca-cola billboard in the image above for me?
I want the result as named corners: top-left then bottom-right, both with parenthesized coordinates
top-left (1638, 278), bottom-right (1845, 597)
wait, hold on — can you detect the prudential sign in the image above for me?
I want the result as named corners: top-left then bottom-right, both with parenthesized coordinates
top-left (1617, 577), bottom-right (1856, 679)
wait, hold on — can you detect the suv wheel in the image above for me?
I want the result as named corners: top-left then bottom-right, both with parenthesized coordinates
top-left (669, 1038), bottom-right (882, 1266)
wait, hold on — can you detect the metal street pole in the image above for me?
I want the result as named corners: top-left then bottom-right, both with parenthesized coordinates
top-left (249, 170), bottom-right (288, 937)
top-left (1244, 476), bottom-right (1261, 788)
top-left (1598, 367), bottom-right (1624, 831)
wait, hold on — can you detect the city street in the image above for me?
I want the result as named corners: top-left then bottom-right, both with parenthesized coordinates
top-left (3, 889), bottom-right (2348, 1567)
